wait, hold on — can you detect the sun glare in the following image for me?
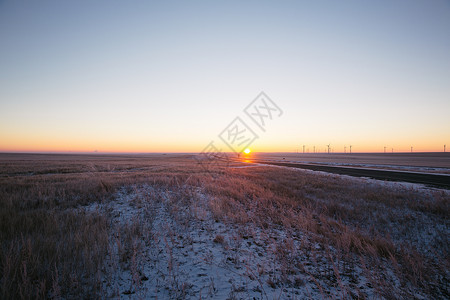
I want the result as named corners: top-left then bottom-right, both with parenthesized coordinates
top-left (244, 148), bottom-right (251, 154)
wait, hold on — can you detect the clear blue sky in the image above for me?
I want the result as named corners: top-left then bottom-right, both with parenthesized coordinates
top-left (1, 0), bottom-right (449, 152)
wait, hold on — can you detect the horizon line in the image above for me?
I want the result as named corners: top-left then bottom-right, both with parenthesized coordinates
top-left (0, 151), bottom-right (448, 155)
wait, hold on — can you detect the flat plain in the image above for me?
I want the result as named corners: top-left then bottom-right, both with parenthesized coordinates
top-left (0, 153), bottom-right (448, 299)
top-left (252, 152), bottom-right (450, 173)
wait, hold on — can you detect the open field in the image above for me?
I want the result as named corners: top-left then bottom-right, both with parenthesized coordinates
top-left (252, 153), bottom-right (450, 174)
top-left (0, 153), bottom-right (449, 299)
top-left (242, 159), bottom-right (450, 189)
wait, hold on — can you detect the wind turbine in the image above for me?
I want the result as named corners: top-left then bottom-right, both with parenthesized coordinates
top-left (327, 144), bottom-right (331, 154)
top-left (344, 145), bottom-right (347, 153)
top-left (349, 145), bottom-right (352, 154)
top-left (303, 145), bottom-right (305, 153)
top-left (384, 146), bottom-right (386, 153)
top-left (445, 145), bottom-right (446, 153)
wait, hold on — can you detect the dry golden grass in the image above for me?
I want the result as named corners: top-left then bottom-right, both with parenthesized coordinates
top-left (0, 153), bottom-right (448, 298)
top-left (0, 154), bottom-right (197, 299)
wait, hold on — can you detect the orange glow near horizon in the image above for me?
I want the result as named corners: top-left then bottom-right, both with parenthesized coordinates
top-left (0, 137), bottom-right (448, 154)
top-left (0, 128), bottom-right (448, 154)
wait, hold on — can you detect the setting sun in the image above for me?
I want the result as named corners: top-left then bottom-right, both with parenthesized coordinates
top-left (244, 148), bottom-right (251, 154)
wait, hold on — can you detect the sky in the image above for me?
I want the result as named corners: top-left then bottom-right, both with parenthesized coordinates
top-left (0, 0), bottom-right (449, 153)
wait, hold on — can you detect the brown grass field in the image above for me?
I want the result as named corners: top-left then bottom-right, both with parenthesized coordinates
top-left (0, 153), bottom-right (448, 299)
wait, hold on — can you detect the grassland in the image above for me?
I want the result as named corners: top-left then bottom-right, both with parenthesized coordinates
top-left (0, 153), bottom-right (448, 299)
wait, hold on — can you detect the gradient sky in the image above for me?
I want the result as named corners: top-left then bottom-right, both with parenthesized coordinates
top-left (1, 0), bottom-right (449, 153)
